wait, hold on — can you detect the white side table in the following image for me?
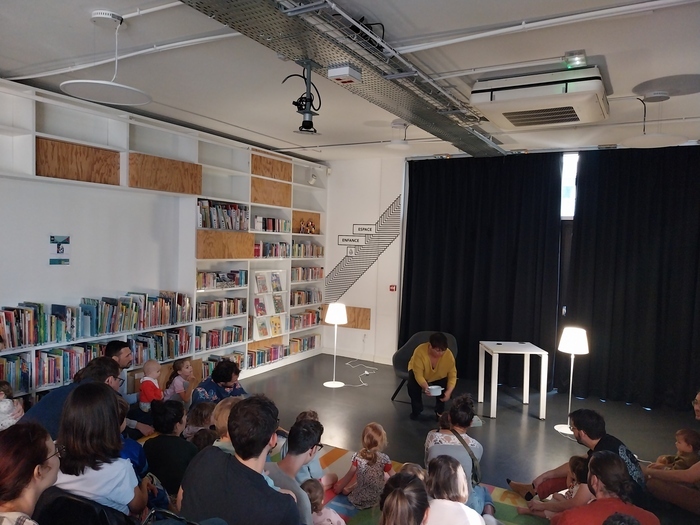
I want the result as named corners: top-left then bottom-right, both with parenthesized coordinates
top-left (477, 341), bottom-right (549, 419)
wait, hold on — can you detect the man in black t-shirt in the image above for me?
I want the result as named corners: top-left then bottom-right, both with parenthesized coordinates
top-left (179, 395), bottom-right (300, 525)
top-left (509, 409), bottom-right (646, 507)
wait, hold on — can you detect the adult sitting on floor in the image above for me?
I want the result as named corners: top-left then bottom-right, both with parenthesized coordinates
top-left (20, 357), bottom-right (121, 439)
top-left (639, 390), bottom-right (700, 517)
top-left (179, 394), bottom-right (299, 525)
top-left (407, 332), bottom-right (457, 421)
top-left (424, 394), bottom-right (499, 523)
top-left (508, 409), bottom-right (646, 508)
top-left (191, 359), bottom-right (247, 406)
top-left (551, 451), bottom-right (659, 525)
top-left (265, 419), bottom-right (324, 525)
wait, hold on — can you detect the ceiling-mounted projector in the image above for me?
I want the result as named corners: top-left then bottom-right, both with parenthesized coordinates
top-left (470, 66), bottom-right (609, 130)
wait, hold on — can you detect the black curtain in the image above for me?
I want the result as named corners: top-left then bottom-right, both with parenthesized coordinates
top-left (399, 154), bottom-right (562, 387)
top-left (567, 147), bottom-right (700, 408)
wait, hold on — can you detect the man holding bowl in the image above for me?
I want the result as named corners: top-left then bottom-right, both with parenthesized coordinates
top-left (407, 332), bottom-right (457, 420)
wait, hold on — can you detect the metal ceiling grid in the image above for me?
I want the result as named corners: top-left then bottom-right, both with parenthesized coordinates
top-left (182, 0), bottom-right (504, 156)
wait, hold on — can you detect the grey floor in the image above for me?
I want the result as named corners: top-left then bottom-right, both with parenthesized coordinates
top-left (245, 354), bottom-right (697, 489)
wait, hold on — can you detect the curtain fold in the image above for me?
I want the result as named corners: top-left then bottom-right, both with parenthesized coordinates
top-left (399, 154), bottom-right (562, 388)
top-left (567, 147), bottom-right (700, 408)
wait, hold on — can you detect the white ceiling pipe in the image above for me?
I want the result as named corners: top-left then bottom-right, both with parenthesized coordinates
top-left (7, 33), bottom-right (240, 81)
top-left (122, 2), bottom-right (184, 19)
top-left (395, 0), bottom-right (700, 54)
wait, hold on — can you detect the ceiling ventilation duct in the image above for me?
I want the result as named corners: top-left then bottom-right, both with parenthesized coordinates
top-left (179, 0), bottom-right (504, 157)
top-left (470, 67), bottom-right (609, 130)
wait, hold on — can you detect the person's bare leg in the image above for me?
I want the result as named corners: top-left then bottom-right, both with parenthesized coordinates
top-left (321, 473), bottom-right (338, 490)
top-left (647, 479), bottom-right (700, 515)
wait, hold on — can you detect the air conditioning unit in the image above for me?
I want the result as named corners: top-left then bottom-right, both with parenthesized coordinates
top-left (470, 67), bottom-right (609, 130)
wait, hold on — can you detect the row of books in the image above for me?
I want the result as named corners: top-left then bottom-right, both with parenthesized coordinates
top-left (197, 199), bottom-right (249, 231)
top-left (201, 353), bottom-right (244, 379)
top-left (127, 328), bottom-right (191, 365)
top-left (291, 241), bottom-right (324, 258)
top-left (194, 324), bottom-right (246, 352)
top-left (290, 289), bottom-right (322, 307)
top-left (0, 291), bottom-right (192, 351)
top-left (195, 298), bottom-right (247, 321)
top-left (290, 266), bottom-right (324, 282)
top-left (252, 216), bottom-right (292, 233)
top-left (289, 310), bottom-right (321, 332)
top-left (253, 295), bottom-right (285, 317)
top-left (254, 241), bottom-right (290, 259)
top-left (290, 333), bottom-right (321, 354)
top-left (254, 271), bottom-right (284, 294)
top-left (255, 315), bottom-right (284, 338)
top-left (247, 344), bottom-right (289, 368)
top-left (196, 269), bottom-right (248, 290)
top-left (0, 352), bottom-right (30, 394)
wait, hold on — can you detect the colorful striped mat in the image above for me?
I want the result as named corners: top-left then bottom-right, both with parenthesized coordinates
top-left (315, 445), bottom-right (548, 525)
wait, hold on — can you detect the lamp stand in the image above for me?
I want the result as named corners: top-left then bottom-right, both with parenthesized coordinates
top-left (554, 353), bottom-right (575, 435)
top-left (324, 322), bottom-right (345, 388)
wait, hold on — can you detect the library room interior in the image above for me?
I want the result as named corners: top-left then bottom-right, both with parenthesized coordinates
top-left (0, 1), bottom-right (699, 525)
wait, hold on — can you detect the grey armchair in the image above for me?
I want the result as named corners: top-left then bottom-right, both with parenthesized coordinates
top-left (391, 331), bottom-right (458, 401)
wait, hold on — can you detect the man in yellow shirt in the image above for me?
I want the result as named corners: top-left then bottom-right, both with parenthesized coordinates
top-left (407, 332), bottom-right (457, 420)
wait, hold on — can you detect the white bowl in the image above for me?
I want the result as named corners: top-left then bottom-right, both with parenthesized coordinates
top-left (428, 385), bottom-right (443, 396)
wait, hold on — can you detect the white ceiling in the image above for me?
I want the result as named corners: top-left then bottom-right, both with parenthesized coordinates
top-left (1, 0), bottom-right (698, 162)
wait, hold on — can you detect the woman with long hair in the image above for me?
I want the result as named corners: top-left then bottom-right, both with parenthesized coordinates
top-left (0, 422), bottom-right (61, 524)
top-left (379, 472), bottom-right (429, 525)
top-left (54, 382), bottom-right (149, 516)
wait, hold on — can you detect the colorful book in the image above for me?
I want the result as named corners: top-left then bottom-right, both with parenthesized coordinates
top-left (255, 273), bottom-right (269, 294)
top-left (272, 294), bottom-right (285, 314)
top-left (256, 317), bottom-right (269, 338)
top-left (270, 315), bottom-right (282, 336)
top-left (270, 272), bottom-right (282, 292)
top-left (254, 298), bottom-right (267, 317)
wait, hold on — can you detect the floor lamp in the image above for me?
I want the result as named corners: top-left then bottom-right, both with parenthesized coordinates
top-left (554, 327), bottom-right (589, 435)
top-left (323, 302), bottom-right (347, 388)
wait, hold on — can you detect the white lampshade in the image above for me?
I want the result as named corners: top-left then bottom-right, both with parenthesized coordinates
top-left (324, 302), bottom-right (347, 325)
top-left (558, 327), bottom-right (589, 355)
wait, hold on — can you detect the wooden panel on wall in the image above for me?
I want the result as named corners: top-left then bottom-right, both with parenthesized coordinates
top-left (292, 210), bottom-right (321, 234)
top-left (251, 177), bottom-right (292, 207)
top-left (320, 304), bottom-right (371, 330)
top-left (251, 153), bottom-right (292, 182)
top-left (36, 138), bottom-right (120, 185)
top-left (248, 336), bottom-right (284, 351)
top-left (196, 230), bottom-right (255, 259)
top-left (129, 152), bottom-right (202, 194)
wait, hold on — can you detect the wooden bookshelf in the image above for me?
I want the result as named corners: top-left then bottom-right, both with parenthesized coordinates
top-left (129, 152), bottom-right (202, 194)
top-left (251, 152), bottom-right (293, 182)
top-left (248, 335), bottom-right (285, 351)
top-left (293, 210), bottom-right (321, 234)
top-left (36, 138), bottom-right (120, 185)
top-left (320, 304), bottom-right (371, 330)
top-left (251, 177), bottom-right (292, 207)
top-left (196, 230), bottom-right (255, 259)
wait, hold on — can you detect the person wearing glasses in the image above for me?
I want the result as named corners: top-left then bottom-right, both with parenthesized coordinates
top-left (407, 332), bottom-right (457, 421)
top-left (20, 357), bottom-right (122, 439)
top-left (0, 422), bottom-right (61, 525)
top-left (641, 390), bottom-right (700, 516)
top-left (266, 419), bottom-right (325, 525)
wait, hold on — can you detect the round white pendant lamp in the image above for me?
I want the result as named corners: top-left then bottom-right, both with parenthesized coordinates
top-left (60, 11), bottom-right (151, 106)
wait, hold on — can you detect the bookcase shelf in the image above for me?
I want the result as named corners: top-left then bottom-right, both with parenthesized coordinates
top-left (0, 78), bottom-right (328, 399)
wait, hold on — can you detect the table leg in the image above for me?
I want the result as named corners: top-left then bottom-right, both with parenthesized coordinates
top-left (478, 345), bottom-right (485, 403)
top-left (490, 353), bottom-right (499, 418)
top-left (539, 353), bottom-right (548, 420)
top-left (523, 354), bottom-right (531, 405)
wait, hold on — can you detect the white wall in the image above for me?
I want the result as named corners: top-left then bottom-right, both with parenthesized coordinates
top-left (0, 177), bottom-right (194, 306)
top-left (324, 157), bottom-right (405, 365)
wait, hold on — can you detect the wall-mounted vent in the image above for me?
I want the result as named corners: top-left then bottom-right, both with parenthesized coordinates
top-left (471, 67), bottom-right (609, 130)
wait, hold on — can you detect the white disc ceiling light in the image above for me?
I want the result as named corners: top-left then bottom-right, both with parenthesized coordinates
top-left (60, 11), bottom-right (152, 106)
top-left (621, 91), bottom-right (686, 148)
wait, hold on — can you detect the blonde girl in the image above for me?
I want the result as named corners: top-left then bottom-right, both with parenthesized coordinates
top-left (334, 422), bottom-right (395, 509)
top-left (163, 359), bottom-right (195, 405)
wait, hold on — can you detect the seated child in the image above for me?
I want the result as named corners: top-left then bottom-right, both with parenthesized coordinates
top-left (334, 422), bottom-right (396, 509)
top-left (163, 358), bottom-right (195, 407)
top-left (301, 478), bottom-right (345, 525)
top-left (649, 428), bottom-right (700, 470)
top-left (0, 380), bottom-right (22, 431)
top-left (517, 455), bottom-right (588, 519)
top-left (183, 401), bottom-right (215, 440)
top-left (191, 428), bottom-right (217, 451)
top-left (139, 359), bottom-right (163, 412)
top-left (399, 463), bottom-right (427, 483)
